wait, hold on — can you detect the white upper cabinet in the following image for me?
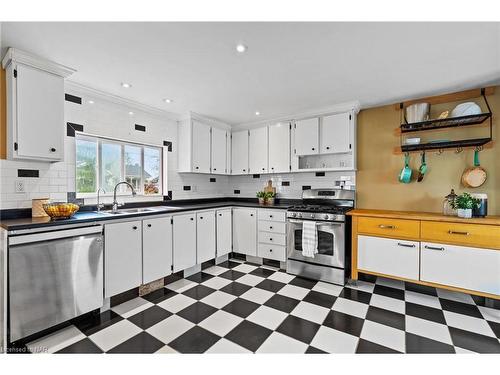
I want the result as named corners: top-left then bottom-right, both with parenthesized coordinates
top-left (294, 118), bottom-right (319, 156)
top-left (249, 127), bottom-right (268, 174)
top-left (192, 120), bottom-right (211, 173)
top-left (320, 112), bottom-right (351, 154)
top-left (2, 48), bottom-right (75, 162)
top-left (268, 122), bottom-right (290, 173)
top-left (231, 130), bottom-right (249, 175)
top-left (211, 127), bottom-right (227, 174)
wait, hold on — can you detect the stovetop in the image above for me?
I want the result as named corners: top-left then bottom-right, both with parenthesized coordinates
top-left (287, 204), bottom-right (353, 222)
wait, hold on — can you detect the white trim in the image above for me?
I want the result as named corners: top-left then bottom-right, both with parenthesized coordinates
top-left (2, 48), bottom-right (75, 78)
top-left (178, 111), bottom-right (232, 130)
top-left (65, 81), bottom-right (181, 121)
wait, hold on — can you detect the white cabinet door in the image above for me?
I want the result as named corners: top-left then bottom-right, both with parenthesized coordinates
top-left (268, 122), bottom-right (290, 173)
top-left (197, 211), bottom-right (216, 264)
top-left (16, 64), bottom-right (64, 161)
top-left (320, 112), bottom-right (351, 154)
top-left (143, 217), bottom-right (172, 284)
top-left (421, 242), bottom-right (500, 295)
top-left (173, 213), bottom-right (197, 272)
top-left (216, 209), bottom-right (232, 257)
top-left (232, 208), bottom-right (257, 256)
top-left (192, 120), bottom-right (211, 173)
top-left (104, 221), bottom-right (142, 298)
top-left (249, 127), bottom-right (268, 174)
top-left (358, 235), bottom-right (420, 280)
top-left (231, 130), bottom-right (249, 174)
top-left (294, 118), bottom-right (319, 156)
top-left (211, 127), bottom-right (227, 174)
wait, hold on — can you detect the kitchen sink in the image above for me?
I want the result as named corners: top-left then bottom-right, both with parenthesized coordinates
top-left (100, 208), bottom-right (156, 215)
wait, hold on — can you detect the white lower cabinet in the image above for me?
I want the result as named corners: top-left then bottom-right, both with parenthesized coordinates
top-left (421, 242), bottom-right (500, 295)
top-left (142, 217), bottom-right (173, 284)
top-left (173, 213), bottom-right (197, 272)
top-left (358, 235), bottom-right (420, 280)
top-left (258, 244), bottom-right (286, 262)
top-left (104, 220), bottom-right (143, 298)
top-left (216, 209), bottom-right (232, 256)
top-left (197, 211), bottom-right (216, 264)
top-left (232, 208), bottom-right (257, 256)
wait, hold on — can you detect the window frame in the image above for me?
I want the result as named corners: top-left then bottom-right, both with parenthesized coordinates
top-left (75, 132), bottom-right (164, 198)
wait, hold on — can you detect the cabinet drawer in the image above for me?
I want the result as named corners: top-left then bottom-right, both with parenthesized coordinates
top-left (421, 242), bottom-right (500, 296)
top-left (258, 209), bottom-right (286, 222)
top-left (358, 235), bottom-right (420, 280)
top-left (258, 244), bottom-right (286, 262)
top-left (358, 217), bottom-right (420, 239)
top-left (421, 221), bottom-right (500, 250)
top-left (258, 221), bottom-right (286, 234)
top-left (258, 232), bottom-right (286, 246)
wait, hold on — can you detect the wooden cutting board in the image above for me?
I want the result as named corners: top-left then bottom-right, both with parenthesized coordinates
top-left (264, 180), bottom-right (276, 194)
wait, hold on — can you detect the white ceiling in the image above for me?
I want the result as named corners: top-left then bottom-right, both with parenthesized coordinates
top-left (2, 22), bottom-right (499, 124)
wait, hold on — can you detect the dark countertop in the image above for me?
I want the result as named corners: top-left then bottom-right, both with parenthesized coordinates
top-left (1, 199), bottom-right (296, 231)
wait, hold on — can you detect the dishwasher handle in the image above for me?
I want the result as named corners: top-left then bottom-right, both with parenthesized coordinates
top-left (9, 225), bottom-right (103, 246)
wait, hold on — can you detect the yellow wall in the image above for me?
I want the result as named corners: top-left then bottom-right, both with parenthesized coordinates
top-left (356, 88), bottom-right (499, 214)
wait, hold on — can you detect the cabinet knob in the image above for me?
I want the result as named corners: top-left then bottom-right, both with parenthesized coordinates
top-left (269, 249), bottom-right (273, 252)
top-left (262, 168), bottom-right (265, 171)
top-left (213, 168), bottom-right (217, 171)
top-left (132, 226), bottom-right (138, 230)
top-left (312, 147), bottom-right (315, 151)
top-left (326, 146), bottom-right (330, 150)
top-left (219, 213), bottom-right (222, 216)
top-left (147, 224), bottom-right (152, 227)
top-left (195, 166), bottom-right (199, 169)
top-left (50, 147), bottom-right (56, 152)
top-left (269, 215), bottom-right (273, 218)
top-left (243, 169), bottom-right (246, 172)
top-left (269, 238), bottom-right (273, 241)
top-left (271, 167), bottom-right (274, 170)
top-left (250, 214), bottom-right (253, 217)
top-left (190, 217), bottom-right (194, 221)
top-left (270, 226), bottom-right (273, 229)
top-left (200, 216), bottom-right (203, 219)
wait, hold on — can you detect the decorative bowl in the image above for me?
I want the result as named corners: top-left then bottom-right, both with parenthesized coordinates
top-left (43, 202), bottom-right (80, 219)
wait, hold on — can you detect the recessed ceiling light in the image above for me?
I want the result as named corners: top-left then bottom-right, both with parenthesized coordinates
top-left (255, 111), bottom-right (261, 116)
top-left (236, 43), bottom-right (247, 53)
top-left (121, 82), bottom-right (132, 88)
top-left (163, 98), bottom-right (173, 103)
top-left (88, 100), bottom-right (94, 104)
top-left (128, 111), bottom-right (134, 115)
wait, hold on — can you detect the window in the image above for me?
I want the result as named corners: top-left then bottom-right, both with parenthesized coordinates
top-left (75, 134), bottom-right (163, 196)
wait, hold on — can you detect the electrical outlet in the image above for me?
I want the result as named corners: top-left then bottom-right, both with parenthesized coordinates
top-left (15, 180), bottom-right (25, 193)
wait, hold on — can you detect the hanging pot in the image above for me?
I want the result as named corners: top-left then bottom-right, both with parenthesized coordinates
top-left (399, 153), bottom-right (412, 184)
top-left (417, 151), bottom-right (427, 182)
top-left (461, 149), bottom-right (487, 188)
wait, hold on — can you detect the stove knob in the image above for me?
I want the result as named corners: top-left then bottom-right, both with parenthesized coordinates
top-left (324, 214), bottom-right (330, 220)
top-left (290, 212), bottom-right (296, 218)
top-left (297, 213), bottom-right (302, 218)
top-left (310, 213), bottom-right (315, 219)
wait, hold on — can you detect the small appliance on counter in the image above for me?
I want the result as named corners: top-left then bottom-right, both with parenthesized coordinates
top-left (471, 193), bottom-right (488, 217)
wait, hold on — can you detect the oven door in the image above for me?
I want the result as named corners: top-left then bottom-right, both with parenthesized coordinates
top-left (287, 218), bottom-right (345, 268)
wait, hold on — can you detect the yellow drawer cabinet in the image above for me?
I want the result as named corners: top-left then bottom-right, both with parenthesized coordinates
top-left (421, 221), bottom-right (500, 250)
top-left (358, 217), bottom-right (420, 239)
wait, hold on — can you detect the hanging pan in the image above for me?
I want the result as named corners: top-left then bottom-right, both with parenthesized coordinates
top-left (462, 149), bottom-right (487, 188)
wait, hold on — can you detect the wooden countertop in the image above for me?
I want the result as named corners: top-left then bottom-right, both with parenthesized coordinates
top-left (347, 209), bottom-right (500, 226)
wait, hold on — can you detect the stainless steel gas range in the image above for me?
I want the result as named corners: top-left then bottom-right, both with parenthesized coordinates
top-left (286, 188), bottom-right (355, 285)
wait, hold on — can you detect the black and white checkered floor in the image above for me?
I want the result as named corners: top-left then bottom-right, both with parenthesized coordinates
top-left (25, 258), bottom-right (500, 354)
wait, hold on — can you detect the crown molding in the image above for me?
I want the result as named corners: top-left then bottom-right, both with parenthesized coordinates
top-left (2, 47), bottom-right (75, 77)
top-left (178, 111), bottom-right (232, 130)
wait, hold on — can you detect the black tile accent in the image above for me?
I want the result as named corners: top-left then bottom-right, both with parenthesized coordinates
top-left (262, 258), bottom-right (281, 268)
top-left (323, 310), bottom-right (364, 336)
top-left (17, 169), bottom-right (39, 178)
top-left (66, 122), bottom-right (84, 137)
top-left (449, 327), bottom-right (500, 353)
top-left (255, 279), bottom-right (286, 293)
top-left (169, 326), bottom-right (220, 353)
top-left (358, 273), bottom-right (377, 283)
top-left (303, 290), bottom-right (337, 309)
top-left (73, 310), bottom-right (123, 336)
top-left (439, 298), bottom-right (483, 319)
top-left (340, 287), bottom-right (372, 304)
top-left (164, 271), bottom-right (183, 285)
top-left (110, 287), bottom-right (139, 307)
top-left (306, 346), bottom-right (327, 354)
top-left (264, 294), bottom-right (300, 313)
top-left (252, 174), bottom-right (260, 178)
top-left (163, 191), bottom-right (173, 200)
top-left (222, 298), bottom-right (260, 318)
top-left (404, 282), bottom-right (438, 297)
top-left (302, 185), bottom-right (311, 190)
top-left (356, 339), bottom-right (401, 354)
top-left (234, 189), bottom-right (241, 194)
top-left (220, 282), bottom-right (252, 297)
top-left (0, 208), bottom-right (32, 220)
top-left (65, 93), bottom-right (82, 104)
top-left (373, 284), bottom-right (405, 301)
top-left (142, 288), bottom-right (178, 304)
top-left (289, 277), bottom-right (317, 289)
top-left (405, 333), bottom-right (455, 354)
top-left (183, 186), bottom-right (191, 191)
top-left (366, 306), bottom-right (406, 331)
top-left (281, 181), bottom-right (290, 186)
top-left (249, 267), bottom-right (276, 278)
top-left (163, 140), bottom-right (173, 152)
top-left (128, 306), bottom-right (172, 330)
top-left (219, 270), bottom-right (246, 281)
top-left (56, 338), bottom-right (103, 354)
top-left (488, 321), bottom-right (500, 339)
top-left (177, 302), bottom-right (218, 324)
top-left (107, 332), bottom-right (165, 354)
top-left (226, 320), bottom-right (273, 352)
top-left (209, 177), bottom-right (216, 182)
top-left (182, 285), bottom-right (216, 300)
top-left (405, 302), bottom-right (446, 324)
top-left (134, 124), bottom-right (146, 132)
top-left (276, 315), bottom-right (320, 344)
top-left (315, 172), bottom-right (325, 177)
top-left (219, 260), bottom-right (244, 269)
top-left (186, 272), bottom-right (215, 284)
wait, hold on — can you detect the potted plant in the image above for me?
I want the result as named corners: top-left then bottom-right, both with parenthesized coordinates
top-left (256, 191), bottom-right (266, 205)
top-left (265, 191), bottom-right (276, 205)
top-left (451, 192), bottom-right (481, 219)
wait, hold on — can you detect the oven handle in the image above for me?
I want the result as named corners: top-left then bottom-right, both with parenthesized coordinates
top-left (287, 219), bottom-right (342, 226)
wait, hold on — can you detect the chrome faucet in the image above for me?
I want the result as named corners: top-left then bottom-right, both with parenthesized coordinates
top-left (97, 188), bottom-right (106, 212)
top-left (112, 181), bottom-right (137, 213)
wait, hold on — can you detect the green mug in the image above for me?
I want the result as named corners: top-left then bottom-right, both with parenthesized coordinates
top-left (399, 153), bottom-right (412, 184)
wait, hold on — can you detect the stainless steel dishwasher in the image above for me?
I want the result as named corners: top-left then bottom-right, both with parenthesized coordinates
top-left (8, 225), bottom-right (103, 342)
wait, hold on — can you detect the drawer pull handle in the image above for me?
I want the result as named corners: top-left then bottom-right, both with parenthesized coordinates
top-left (147, 224), bottom-right (152, 228)
top-left (270, 226), bottom-right (273, 229)
top-left (132, 226), bottom-right (138, 230)
top-left (397, 242), bottom-right (415, 248)
top-left (269, 249), bottom-right (273, 252)
top-left (448, 230), bottom-right (469, 236)
top-left (269, 238), bottom-right (273, 241)
top-left (425, 245), bottom-right (445, 251)
top-left (379, 224), bottom-right (395, 229)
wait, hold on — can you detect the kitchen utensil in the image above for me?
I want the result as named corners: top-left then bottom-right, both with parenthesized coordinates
top-left (399, 153), bottom-right (412, 184)
top-left (43, 202), bottom-right (80, 219)
top-left (461, 150), bottom-right (487, 188)
top-left (451, 102), bottom-right (482, 117)
top-left (417, 152), bottom-right (427, 182)
top-left (406, 103), bottom-right (430, 123)
top-left (438, 111), bottom-right (449, 119)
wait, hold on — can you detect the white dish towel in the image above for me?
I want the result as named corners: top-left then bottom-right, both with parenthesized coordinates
top-left (301, 221), bottom-right (318, 258)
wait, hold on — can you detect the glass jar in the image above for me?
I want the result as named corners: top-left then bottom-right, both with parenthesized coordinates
top-left (443, 189), bottom-right (458, 216)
